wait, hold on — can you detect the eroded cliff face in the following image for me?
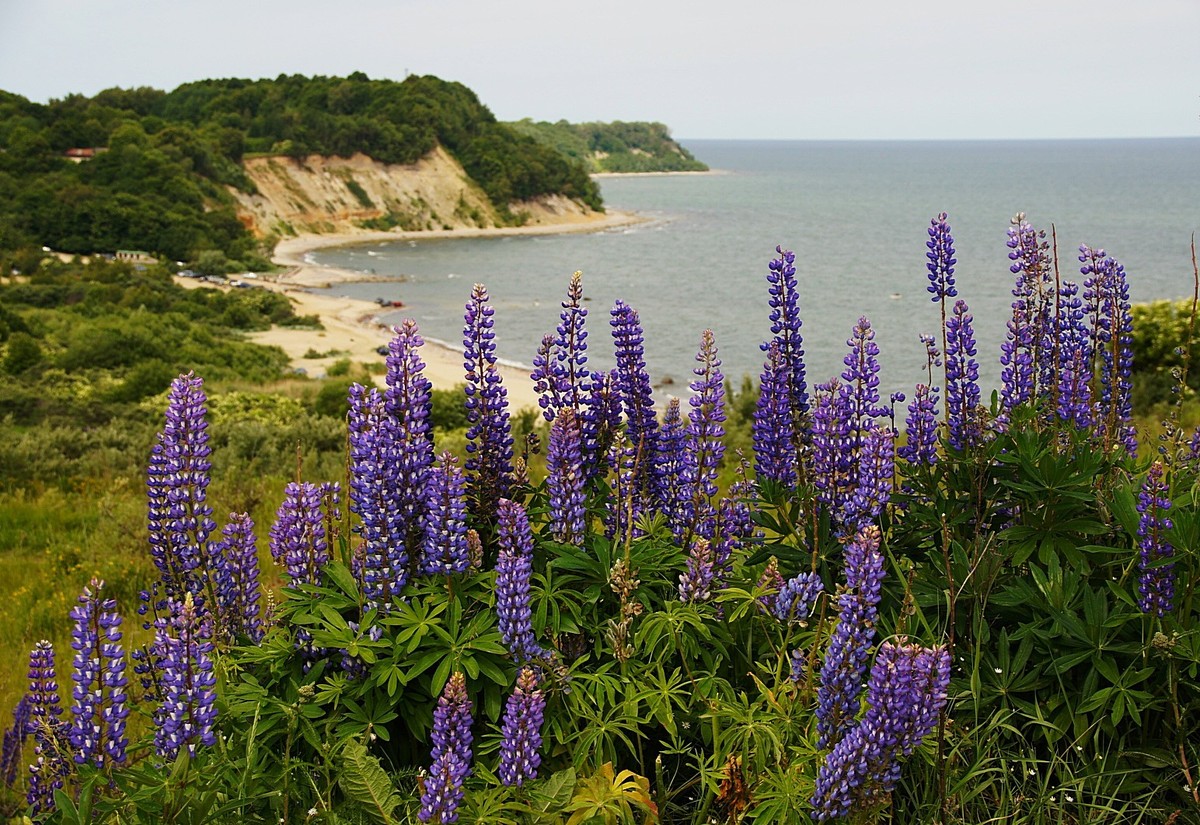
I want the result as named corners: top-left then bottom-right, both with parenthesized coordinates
top-left (230, 147), bottom-right (599, 238)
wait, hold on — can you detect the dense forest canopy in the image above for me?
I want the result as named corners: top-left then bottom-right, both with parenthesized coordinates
top-left (0, 74), bottom-right (602, 266)
top-left (509, 118), bottom-right (709, 173)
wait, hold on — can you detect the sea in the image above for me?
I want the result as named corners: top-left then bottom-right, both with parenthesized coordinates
top-left (311, 138), bottom-right (1200, 402)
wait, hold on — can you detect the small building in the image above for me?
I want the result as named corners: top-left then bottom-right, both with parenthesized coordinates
top-left (115, 249), bottom-right (157, 265)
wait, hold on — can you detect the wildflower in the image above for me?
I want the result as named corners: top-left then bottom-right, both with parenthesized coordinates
top-left (155, 594), bottom-right (216, 760)
top-left (419, 673), bottom-right (473, 823)
top-left (945, 300), bottom-right (982, 449)
top-left (26, 641), bottom-right (67, 814)
top-left (547, 409), bottom-right (586, 544)
top-left (898, 383), bottom-right (939, 467)
top-left (1081, 245), bottom-right (1136, 456)
top-left (925, 212), bottom-right (957, 303)
top-left (611, 300), bottom-right (659, 505)
top-left (580, 368), bottom-right (622, 485)
top-left (270, 482), bottom-right (332, 588)
top-left (421, 453), bottom-right (470, 576)
top-left (1055, 281), bottom-right (1093, 428)
top-left (678, 538), bottom-right (717, 603)
top-left (1137, 461), bottom-right (1175, 617)
top-left (652, 397), bottom-right (688, 533)
top-left (762, 245), bottom-right (808, 419)
top-left (213, 513), bottom-right (263, 642)
top-left (495, 500), bottom-right (541, 662)
top-left (385, 319), bottom-right (435, 557)
top-left (498, 667), bottom-right (546, 787)
top-left (753, 340), bottom-right (798, 487)
top-left (1, 696), bottom-right (31, 787)
top-left (463, 283), bottom-right (513, 519)
top-left (774, 571), bottom-right (825, 623)
top-left (681, 330), bottom-right (726, 538)
top-left (755, 557), bottom-right (784, 615)
top-left (68, 578), bottom-right (128, 767)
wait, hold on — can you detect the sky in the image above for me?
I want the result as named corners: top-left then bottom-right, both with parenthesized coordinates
top-left (1, 0), bottom-right (1197, 141)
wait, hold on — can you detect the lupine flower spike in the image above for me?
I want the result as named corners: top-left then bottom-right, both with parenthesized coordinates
top-left (386, 319), bottom-right (435, 557)
top-left (463, 283), bottom-right (513, 519)
top-left (421, 452), bottom-right (470, 576)
top-left (26, 641), bottom-right (67, 815)
top-left (547, 409), bottom-right (586, 544)
top-left (68, 578), bottom-right (129, 768)
top-left (1137, 461), bottom-right (1175, 617)
top-left (498, 667), bottom-right (546, 787)
top-left (419, 672), bottom-right (473, 823)
top-left (154, 593), bottom-right (217, 760)
top-left (495, 499), bottom-right (542, 662)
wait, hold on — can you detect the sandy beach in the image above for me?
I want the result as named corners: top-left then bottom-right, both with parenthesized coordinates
top-left (206, 208), bottom-right (646, 412)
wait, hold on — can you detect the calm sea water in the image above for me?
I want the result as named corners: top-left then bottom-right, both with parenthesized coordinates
top-left (313, 138), bottom-right (1200, 401)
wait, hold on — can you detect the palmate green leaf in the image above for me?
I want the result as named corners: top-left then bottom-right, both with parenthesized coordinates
top-left (339, 740), bottom-right (401, 825)
top-left (528, 767), bottom-right (578, 815)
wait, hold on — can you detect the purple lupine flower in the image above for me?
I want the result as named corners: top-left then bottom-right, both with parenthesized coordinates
top-left (419, 672), bottom-right (473, 824)
top-left (530, 333), bottom-right (560, 422)
top-left (147, 371), bottom-right (215, 604)
top-left (611, 300), bottom-right (659, 503)
top-left (709, 485), bottom-right (757, 587)
top-left (814, 526), bottom-right (886, 749)
top-left (774, 571), bottom-right (824, 623)
top-left (580, 368), bottom-right (622, 485)
top-left (385, 319), bottom-right (435, 557)
top-left (680, 330), bottom-right (726, 539)
top-left (841, 426), bottom-right (894, 536)
top-left (1137, 461), bottom-right (1175, 617)
top-left (678, 538), bottom-right (717, 603)
top-left (547, 409), bottom-right (586, 544)
top-left (421, 453), bottom-right (470, 576)
top-left (463, 283), bottom-right (513, 520)
top-left (811, 379), bottom-right (854, 520)
top-left (1, 696), bottom-right (31, 787)
top-left (1008, 214), bottom-right (1056, 398)
top-left (945, 300), bottom-right (982, 450)
top-left (653, 397), bottom-right (689, 533)
top-left (498, 667), bottom-right (546, 787)
top-left (811, 641), bottom-right (951, 821)
top-left (1055, 281), bottom-right (1093, 429)
top-left (68, 579), bottom-right (128, 768)
top-left (1081, 245), bottom-right (1137, 457)
top-left (841, 316), bottom-right (887, 444)
top-left (154, 594), bottom-right (216, 760)
top-left (925, 212), bottom-right (957, 303)
top-left (348, 383), bottom-right (408, 609)
top-left (754, 340), bottom-right (798, 488)
top-left (551, 271), bottom-right (591, 416)
top-left (762, 245), bottom-right (809, 420)
top-left (495, 499), bottom-right (541, 661)
top-left (213, 513), bottom-right (262, 643)
top-left (26, 641), bottom-right (67, 815)
top-left (898, 384), bottom-right (939, 467)
top-left (270, 482), bottom-right (331, 588)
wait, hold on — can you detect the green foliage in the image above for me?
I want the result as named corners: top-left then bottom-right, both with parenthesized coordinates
top-left (510, 119), bottom-right (709, 174)
top-left (1131, 297), bottom-right (1200, 408)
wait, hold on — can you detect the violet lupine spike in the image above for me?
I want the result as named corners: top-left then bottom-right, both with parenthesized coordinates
top-left (154, 594), bottom-right (217, 760)
top-left (680, 330), bottom-right (726, 540)
top-left (270, 482), bottom-right (331, 589)
top-left (710, 490), bottom-right (756, 586)
top-left (841, 426), bottom-right (895, 537)
top-left (68, 579), bottom-right (129, 768)
top-left (1081, 245), bottom-right (1137, 457)
top-left (580, 368), bottom-right (622, 485)
top-left (841, 316), bottom-right (888, 443)
top-left (1055, 281), bottom-right (1094, 429)
top-left (611, 300), bottom-right (659, 503)
top-left (547, 409), bottom-right (586, 545)
top-left (1, 695), bottom-right (31, 787)
top-left (147, 371), bottom-right (215, 605)
top-left (421, 453), bottom-right (470, 576)
top-left (419, 672), bottom-right (473, 824)
top-left (945, 300), bottom-right (982, 451)
top-left (26, 640), bottom-right (67, 815)
top-left (1007, 214), bottom-right (1056, 400)
top-left (1137, 461), bottom-right (1176, 617)
top-left (754, 340), bottom-right (798, 488)
top-left (811, 380), bottom-right (854, 519)
top-left (762, 245), bottom-right (809, 419)
top-left (811, 641), bottom-right (951, 821)
top-left (653, 397), bottom-right (689, 533)
top-left (925, 212), bottom-right (958, 303)
top-left (898, 384), bottom-right (939, 467)
top-left (463, 283), bottom-right (513, 520)
top-left (495, 499), bottom-right (542, 662)
top-left (385, 319), bottom-right (435, 557)
top-left (553, 271), bottom-right (591, 414)
top-left (348, 383), bottom-right (407, 609)
top-left (530, 332), bottom-right (561, 422)
top-left (498, 667), bottom-right (546, 788)
top-left (678, 538), bottom-right (717, 603)
top-left (213, 513), bottom-right (263, 643)
top-left (814, 526), bottom-right (886, 750)
top-left (774, 571), bottom-right (824, 623)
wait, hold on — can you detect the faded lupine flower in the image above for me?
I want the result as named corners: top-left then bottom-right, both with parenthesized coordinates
top-left (754, 340), bottom-right (798, 488)
top-left (925, 212), bottom-right (958, 303)
top-left (945, 300), bottom-right (982, 450)
top-left (898, 384), bottom-right (939, 467)
top-left (547, 409), bottom-right (586, 544)
top-left (810, 641), bottom-right (951, 821)
top-left (1137, 461), bottom-right (1176, 617)
top-left (498, 667), bottom-right (546, 787)
top-left (1081, 245), bottom-right (1137, 457)
top-left (681, 330), bottom-right (726, 539)
top-left (421, 453), bottom-right (470, 576)
top-left (348, 384), bottom-right (407, 610)
top-left (495, 500), bottom-right (542, 662)
top-left (68, 579), bottom-right (128, 768)
top-left (463, 283), bottom-right (513, 519)
top-left (815, 526), bottom-right (886, 749)
top-left (385, 319), bottom-right (435, 557)
top-left (154, 594), bottom-right (216, 760)
top-left (213, 513), bottom-right (263, 642)
top-left (1055, 281), bottom-right (1094, 429)
top-left (653, 398), bottom-right (689, 533)
top-left (147, 371), bottom-right (215, 604)
top-left (611, 300), bottom-right (659, 502)
top-left (607, 559), bottom-right (643, 664)
top-left (774, 571), bottom-right (825, 623)
top-left (26, 640), bottom-right (67, 815)
top-left (763, 245), bottom-right (809, 419)
top-left (755, 557), bottom-right (785, 615)
top-left (419, 672), bottom-right (473, 824)
top-left (678, 538), bottom-right (717, 603)
top-left (467, 529), bottom-right (484, 571)
top-left (270, 482), bottom-right (332, 588)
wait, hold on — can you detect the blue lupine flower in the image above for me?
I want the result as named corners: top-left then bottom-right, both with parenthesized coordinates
top-left (1081, 245), bottom-right (1136, 456)
top-left (213, 513), bottom-right (263, 642)
top-left (898, 384), bottom-right (939, 467)
top-left (463, 283), bottom-right (513, 519)
top-left (421, 453), bottom-right (470, 576)
top-left (580, 368), bottom-right (622, 486)
top-left (945, 300), bottom-right (982, 450)
top-left (270, 482), bottom-right (332, 588)
top-left (753, 340), bottom-right (798, 488)
top-left (653, 397), bottom-right (689, 534)
top-left (1, 695), bottom-right (31, 787)
top-left (1137, 461), bottom-right (1175, 617)
top-left (26, 640), bottom-right (67, 815)
top-left (678, 538), bottom-right (717, 603)
top-left (385, 319), bottom-right (435, 557)
top-left (774, 571), bottom-right (825, 623)
top-left (681, 330), bottom-right (726, 539)
top-left (547, 409), bottom-right (586, 545)
top-left (419, 672), bottom-right (473, 823)
top-left (154, 594), bottom-right (216, 760)
top-left (611, 300), bottom-right (659, 503)
top-left (762, 245), bottom-right (808, 419)
top-left (1055, 281), bottom-right (1093, 429)
top-left (925, 212), bottom-right (957, 303)
top-left (498, 667), bottom-right (546, 787)
top-left (495, 499), bottom-right (541, 661)
top-left (68, 578), bottom-right (128, 767)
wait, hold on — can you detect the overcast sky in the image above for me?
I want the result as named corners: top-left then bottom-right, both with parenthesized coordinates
top-left (1, 0), bottom-right (1197, 141)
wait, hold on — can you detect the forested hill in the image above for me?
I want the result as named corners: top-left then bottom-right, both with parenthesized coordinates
top-left (0, 74), bottom-right (601, 270)
top-left (508, 119), bottom-right (708, 173)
